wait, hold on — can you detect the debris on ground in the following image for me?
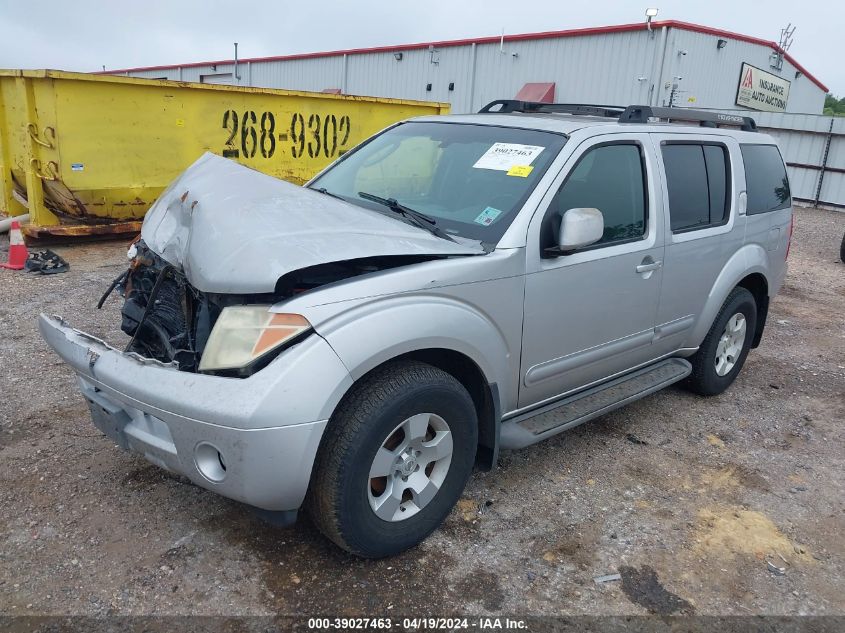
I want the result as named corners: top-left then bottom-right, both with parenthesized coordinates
top-left (594, 573), bottom-right (622, 584)
top-left (25, 250), bottom-right (70, 274)
top-left (767, 561), bottom-right (787, 576)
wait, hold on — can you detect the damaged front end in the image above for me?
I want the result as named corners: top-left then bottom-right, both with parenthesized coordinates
top-left (99, 153), bottom-right (485, 375)
top-left (107, 240), bottom-right (236, 373)
top-left (106, 240), bottom-right (445, 376)
top-left (107, 240), bottom-right (302, 375)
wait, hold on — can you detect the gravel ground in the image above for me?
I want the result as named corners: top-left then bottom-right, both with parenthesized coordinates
top-left (0, 207), bottom-right (843, 617)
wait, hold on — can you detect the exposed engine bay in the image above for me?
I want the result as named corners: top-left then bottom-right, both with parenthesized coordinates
top-left (98, 155), bottom-right (485, 374)
top-left (104, 240), bottom-right (442, 373)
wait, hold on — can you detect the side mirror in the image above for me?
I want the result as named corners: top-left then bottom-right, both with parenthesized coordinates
top-left (545, 207), bottom-right (604, 257)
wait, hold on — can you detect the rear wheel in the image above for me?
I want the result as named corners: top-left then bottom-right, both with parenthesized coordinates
top-left (839, 230), bottom-right (845, 263)
top-left (307, 360), bottom-right (477, 557)
top-left (685, 287), bottom-right (757, 396)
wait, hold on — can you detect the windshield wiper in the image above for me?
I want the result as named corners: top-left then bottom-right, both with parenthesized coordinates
top-left (358, 191), bottom-right (456, 243)
top-left (313, 187), bottom-right (346, 201)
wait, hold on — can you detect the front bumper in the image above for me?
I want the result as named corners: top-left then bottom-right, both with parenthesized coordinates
top-left (38, 314), bottom-right (354, 513)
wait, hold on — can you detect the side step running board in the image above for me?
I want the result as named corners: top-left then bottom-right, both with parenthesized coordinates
top-left (500, 358), bottom-right (692, 449)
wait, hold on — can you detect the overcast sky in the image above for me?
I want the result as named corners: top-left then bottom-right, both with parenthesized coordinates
top-left (2, 0), bottom-right (842, 95)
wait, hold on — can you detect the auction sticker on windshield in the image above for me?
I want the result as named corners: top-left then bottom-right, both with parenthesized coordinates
top-left (473, 143), bottom-right (544, 171)
top-left (474, 206), bottom-right (503, 226)
top-left (506, 164), bottom-right (534, 177)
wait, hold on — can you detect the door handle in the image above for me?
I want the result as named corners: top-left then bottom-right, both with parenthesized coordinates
top-left (636, 260), bottom-right (663, 274)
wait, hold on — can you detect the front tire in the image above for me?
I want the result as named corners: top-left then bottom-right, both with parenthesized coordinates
top-left (307, 360), bottom-right (477, 558)
top-left (685, 287), bottom-right (757, 396)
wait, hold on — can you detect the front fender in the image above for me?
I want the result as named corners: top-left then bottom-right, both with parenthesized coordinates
top-left (314, 293), bottom-right (517, 409)
top-left (691, 243), bottom-right (771, 345)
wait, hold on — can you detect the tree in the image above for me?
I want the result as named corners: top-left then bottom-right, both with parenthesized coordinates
top-left (824, 93), bottom-right (845, 116)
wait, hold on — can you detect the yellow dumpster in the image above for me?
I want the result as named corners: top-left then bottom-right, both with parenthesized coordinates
top-left (0, 69), bottom-right (449, 239)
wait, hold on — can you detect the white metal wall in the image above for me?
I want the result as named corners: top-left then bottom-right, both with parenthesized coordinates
top-left (470, 30), bottom-right (657, 111)
top-left (662, 30), bottom-right (824, 113)
top-left (123, 26), bottom-right (827, 115)
top-left (250, 56), bottom-right (346, 93)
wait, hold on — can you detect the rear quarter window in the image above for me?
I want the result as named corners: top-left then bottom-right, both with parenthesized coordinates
top-left (740, 144), bottom-right (791, 214)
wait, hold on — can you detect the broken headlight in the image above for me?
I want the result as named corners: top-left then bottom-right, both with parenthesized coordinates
top-left (198, 306), bottom-right (311, 375)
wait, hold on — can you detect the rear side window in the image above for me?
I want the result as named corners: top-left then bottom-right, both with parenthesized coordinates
top-left (740, 144), bottom-right (791, 214)
top-left (661, 143), bottom-right (730, 232)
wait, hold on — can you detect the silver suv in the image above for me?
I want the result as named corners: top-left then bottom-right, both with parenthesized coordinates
top-left (41, 102), bottom-right (793, 558)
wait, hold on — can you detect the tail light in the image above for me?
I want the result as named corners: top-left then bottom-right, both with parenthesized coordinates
top-left (785, 212), bottom-right (794, 260)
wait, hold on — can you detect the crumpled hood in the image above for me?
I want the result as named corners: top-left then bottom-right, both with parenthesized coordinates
top-left (141, 152), bottom-right (483, 294)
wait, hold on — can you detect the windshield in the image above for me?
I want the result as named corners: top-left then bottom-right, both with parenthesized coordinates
top-left (309, 121), bottom-right (567, 243)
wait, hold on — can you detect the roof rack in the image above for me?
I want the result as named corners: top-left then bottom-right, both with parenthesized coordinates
top-left (619, 105), bottom-right (757, 132)
top-left (478, 100), bottom-right (758, 132)
top-left (478, 100), bottom-right (626, 118)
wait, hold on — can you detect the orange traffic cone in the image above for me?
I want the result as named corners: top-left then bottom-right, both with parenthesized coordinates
top-left (1, 220), bottom-right (28, 270)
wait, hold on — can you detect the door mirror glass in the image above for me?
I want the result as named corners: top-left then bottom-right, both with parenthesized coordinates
top-left (550, 207), bottom-right (604, 255)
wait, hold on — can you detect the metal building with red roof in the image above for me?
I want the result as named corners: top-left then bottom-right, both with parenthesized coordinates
top-left (100, 20), bottom-right (827, 114)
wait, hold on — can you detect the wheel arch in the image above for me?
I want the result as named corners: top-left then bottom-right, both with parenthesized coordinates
top-left (736, 272), bottom-right (769, 348)
top-left (312, 294), bottom-right (518, 469)
top-left (692, 244), bottom-right (772, 347)
top-left (392, 348), bottom-right (500, 471)
top-left (326, 348), bottom-right (501, 472)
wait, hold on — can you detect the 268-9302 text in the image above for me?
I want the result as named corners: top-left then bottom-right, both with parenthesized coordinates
top-left (220, 110), bottom-right (352, 160)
